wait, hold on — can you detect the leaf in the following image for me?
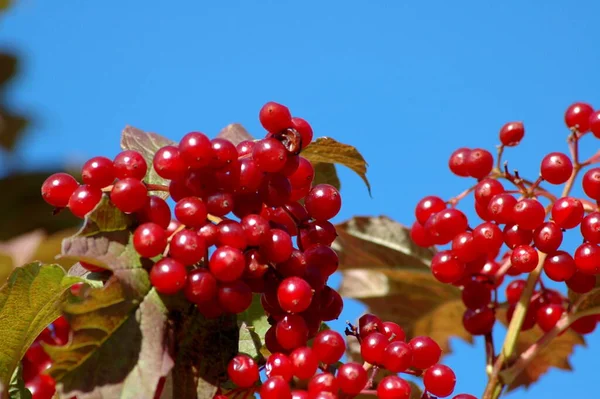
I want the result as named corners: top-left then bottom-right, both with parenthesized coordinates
top-left (216, 123), bottom-right (254, 146)
top-left (237, 294), bottom-right (270, 361)
top-left (496, 310), bottom-right (585, 391)
top-left (569, 275), bottom-right (600, 314)
top-left (120, 126), bottom-right (175, 198)
top-left (0, 230), bottom-right (46, 283)
top-left (301, 137), bottom-right (370, 194)
top-left (0, 263), bottom-right (81, 387)
top-left (8, 364), bottom-right (32, 399)
top-left (312, 162), bottom-right (341, 191)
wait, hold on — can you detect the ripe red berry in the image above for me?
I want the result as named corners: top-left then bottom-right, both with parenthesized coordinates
top-left (150, 258), bottom-right (187, 294)
top-left (544, 250), bottom-right (576, 282)
top-left (312, 330), bottom-right (346, 365)
top-left (565, 102), bottom-right (594, 132)
top-left (513, 198), bottom-right (545, 230)
top-left (408, 336), bottom-right (441, 369)
top-left (431, 251), bottom-right (465, 284)
top-left (210, 138), bottom-right (238, 169)
top-left (570, 315), bottom-right (598, 335)
top-left (136, 196), bottom-right (171, 229)
top-left (474, 178), bottom-right (505, 207)
top-left (183, 268), bottom-right (217, 304)
top-left (217, 280), bottom-right (252, 314)
top-left (382, 321), bottom-right (406, 342)
top-left (448, 148), bottom-right (471, 177)
top-left (291, 117), bottom-right (313, 149)
top-left (466, 148), bottom-right (493, 179)
top-left (463, 307), bottom-right (496, 335)
top-left (337, 362), bottom-right (368, 395)
top-left (82, 156), bottom-right (115, 188)
top-left (265, 353), bottom-right (293, 382)
top-left (227, 354), bottom-right (259, 388)
top-left (503, 224), bottom-right (533, 249)
top-left (358, 313), bottom-right (384, 338)
top-left (276, 314), bottom-right (309, 350)
top-left (536, 304), bottom-right (565, 332)
top-left (551, 197), bottom-right (584, 229)
top-left (506, 279), bottom-right (526, 304)
top-left (472, 221), bottom-right (503, 255)
top-left (308, 373), bottom-right (338, 395)
top-left (305, 184), bottom-right (341, 221)
top-left (415, 196), bottom-right (447, 225)
top-left (41, 172), bottom-right (79, 208)
top-left (174, 197), bottom-right (207, 228)
top-left (511, 244), bottom-right (539, 273)
top-left (410, 221), bottom-right (436, 248)
top-left (209, 246), bottom-right (245, 282)
top-left (566, 270), bottom-right (596, 294)
top-left (499, 121), bottom-right (525, 146)
top-left (68, 184), bottom-right (102, 218)
top-left (382, 340), bottom-right (412, 372)
top-left (461, 280), bottom-right (492, 310)
top-left (110, 178), bottom-right (148, 213)
top-left (581, 212), bottom-right (600, 244)
top-left (169, 229), bottom-right (205, 265)
top-left (582, 168), bottom-right (600, 200)
top-left (425, 208), bottom-right (468, 244)
top-left (113, 150), bottom-right (147, 180)
top-left (259, 102), bottom-right (293, 133)
top-left (304, 245), bottom-right (339, 277)
top-left (451, 231), bottom-right (480, 263)
top-left (216, 220), bottom-right (247, 249)
top-left (590, 110), bottom-right (600, 138)
top-left (487, 193), bottom-right (517, 224)
top-left (277, 277), bottom-right (313, 313)
top-left (377, 375), bottom-right (411, 399)
top-left (288, 157), bottom-right (315, 188)
top-left (299, 220), bottom-right (337, 249)
top-left (178, 131), bottom-right (212, 169)
top-left (25, 374), bottom-right (56, 399)
top-left (260, 376), bottom-right (291, 399)
top-left (261, 229), bottom-right (293, 263)
top-left (133, 222), bottom-right (168, 258)
top-left (153, 145), bottom-right (186, 180)
top-left (360, 331), bottom-right (388, 365)
top-left (540, 152), bottom-right (573, 184)
top-left (424, 364), bottom-right (457, 398)
top-left (533, 222), bottom-right (563, 254)
top-left (252, 138), bottom-right (288, 173)
top-left (574, 242), bottom-right (600, 274)
top-left (289, 347), bottom-right (319, 380)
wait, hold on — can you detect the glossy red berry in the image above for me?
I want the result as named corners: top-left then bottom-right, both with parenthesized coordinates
top-left (544, 250), bottom-right (576, 282)
top-left (574, 243), bottom-right (600, 274)
top-left (408, 336), bottom-right (441, 369)
top-left (276, 315), bottom-right (309, 350)
top-left (289, 347), bottom-right (319, 380)
top-left (227, 354), bottom-right (259, 388)
top-left (499, 121), bottom-right (525, 146)
top-left (210, 138), bottom-right (237, 169)
top-left (209, 246), bottom-right (245, 282)
top-left (308, 373), bottom-right (338, 395)
top-left (137, 196), bottom-right (171, 229)
top-left (174, 197), bottom-right (207, 228)
top-left (82, 156), bottom-right (115, 188)
top-left (153, 145), bottom-right (186, 180)
top-left (265, 353), bottom-right (293, 382)
top-left (25, 374), bottom-right (56, 399)
top-left (487, 193), bottom-right (517, 224)
top-left (582, 168), bottom-right (600, 200)
top-left (431, 251), bottom-right (465, 284)
top-left (466, 148), bottom-right (493, 179)
top-left (461, 280), bottom-right (492, 310)
top-left (113, 150), bottom-right (147, 180)
top-left (179, 131), bottom-right (212, 169)
top-left (566, 271), bottom-right (596, 294)
top-left (551, 197), bottom-right (584, 229)
top-left (261, 229), bottom-right (293, 263)
top-left (425, 208), bottom-right (468, 244)
top-left (305, 184), bottom-right (341, 221)
top-left (68, 184), bottom-right (102, 218)
top-left (540, 152), bottom-right (573, 184)
top-left (217, 280), bottom-right (252, 314)
top-left (506, 279), bottom-right (526, 304)
top-left (590, 111), bottom-right (600, 138)
top-left (415, 195), bottom-right (447, 225)
top-left (565, 102), bottom-right (594, 132)
top-left (183, 268), bottom-right (217, 304)
top-left (424, 364), bottom-right (457, 398)
top-left (533, 222), bottom-right (563, 254)
top-left (451, 231), bottom-right (479, 263)
top-left (474, 178), bottom-right (505, 207)
top-left (337, 362), bottom-right (368, 395)
top-left (513, 198), bottom-right (545, 230)
top-left (360, 331), bottom-right (388, 365)
top-left (291, 117), bottom-right (313, 149)
top-left (382, 341), bottom-right (412, 372)
top-left (150, 258), bottom-right (187, 294)
top-left (503, 224), bottom-right (533, 249)
top-left (169, 229), bottom-right (205, 265)
top-left (377, 375), bottom-right (411, 399)
top-left (463, 307), bottom-right (496, 335)
top-left (259, 102), bottom-right (293, 133)
top-left (133, 222), bottom-right (168, 258)
top-left (252, 138), bottom-right (288, 173)
top-left (511, 245), bottom-right (539, 273)
top-left (472, 221), bottom-right (503, 255)
top-left (312, 330), bottom-right (345, 365)
top-left (277, 277), bottom-right (313, 313)
top-left (536, 304), bottom-right (565, 332)
top-left (110, 178), bottom-right (148, 213)
top-left (41, 172), bottom-right (79, 208)
top-left (260, 376), bottom-right (291, 398)
top-left (581, 212), bottom-right (600, 244)
top-left (448, 148), bottom-right (471, 177)
top-left (382, 321), bottom-right (406, 342)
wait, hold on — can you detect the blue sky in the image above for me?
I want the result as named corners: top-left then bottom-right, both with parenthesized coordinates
top-left (2, 1), bottom-right (600, 397)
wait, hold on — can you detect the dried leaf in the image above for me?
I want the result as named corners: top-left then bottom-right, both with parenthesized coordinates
top-left (120, 126), bottom-right (175, 198)
top-left (0, 263), bottom-right (81, 388)
top-left (312, 163), bottom-right (341, 191)
top-left (216, 123), bottom-right (254, 146)
top-left (301, 137), bottom-right (370, 194)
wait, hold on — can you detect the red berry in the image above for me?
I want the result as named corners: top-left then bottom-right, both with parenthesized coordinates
top-left (277, 277), bottom-right (313, 313)
top-left (337, 362), bottom-right (368, 395)
top-left (451, 231), bottom-right (480, 263)
top-left (210, 138), bottom-right (238, 169)
top-left (174, 197), bottom-right (207, 228)
top-left (227, 354), bottom-right (259, 388)
top-left (266, 353), bottom-right (293, 382)
top-left (358, 313), bottom-right (384, 338)
top-left (276, 314), bottom-right (309, 350)
top-left (312, 330), bottom-right (346, 365)
top-left (463, 307), bottom-right (496, 335)
top-left (252, 138), bottom-right (288, 173)
top-left (448, 148), bottom-right (471, 177)
top-left (209, 246), bottom-right (245, 282)
top-left (499, 121), bottom-right (525, 146)
top-left (319, 286), bottom-right (343, 321)
top-left (133, 222), bottom-right (168, 258)
top-left (291, 117), bottom-right (313, 149)
top-left (487, 193), bottom-right (517, 224)
top-left (581, 212), bottom-right (600, 243)
top-left (68, 184), bottom-right (102, 218)
top-left (289, 347), bottom-right (319, 380)
top-left (590, 110), bottom-right (600, 138)
top-left (41, 172), bottom-right (79, 208)
top-left (566, 270), bottom-right (596, 294)
top-left (415, 196), bottom-right (447, 225)
top-left (474, 178), bottom-right (505, 207)
top-left (299, 220), bottom-right (337, 249)
top-left (169, 229), bottom-right (205, 265)
top-left (533, 222), bottom-right (563, 254)
top-left (466, 148), bottom-right (493, 179)
top-left (503, 224), bottom-right (533, 249)
top-left (178, 131), bottom-right (212, 169)
top-left (536, 304), bottom-right (565, 332)
top-left (217, 220), bottom-right (247, 249)
top-left (544, 250), bottom-right (576, 282)
top-left (137, 196), bottom-right (171, 229)
top-left (571, 315), bottom-right (597, 334)
top-left (511, 244), bottom-right (539, 273)
top-left (431, 250), bottom-right (465, 284)
top-left (308, 373), bottom-right (338, 395)
top-left (304, 244), bottom-right (338, 277)
top-left (25, 374), bottom-right (56, 399)
top-left (259, 173), bottom-right (292, 207)
top-left (453, 395), bottom-right (478, 399)
top-left (113, 150), bottom-right (147, 180)
top-left (205, 191), bottom-right (234, 217)
top-left (288, 157), bottom-right (315, 188)
top-left (506, 279), bottom-right (526, 304)
top-left (150, 258), bottom-right (187, 294)
top-left (217, 280), bottom-right (252, 314)
top-left (582, 168), bottom-right (600, 200)
top-left (424, 364), bottom-right (457, 398)
top-left (110, 178), bottom-right (148, 213)
top-left (551, 197), bottom-right (584, 229)
top-left (461, 280), bottom-right (492, 310)
top-left (291, 391), bottom-right (309, 399)
top-left (425, 208), bottom-right (468, 244)
top-left (360, 331), bottom-right (388, 365)
top-left (259, 102), bottom-right (293, 133)
top-left (565, 102), bottom-right (594, 132)
top-left (260, 376), bottom-right (291, 399)
top-left (82, 156), bottom-right (115, 188)
top-left (377, 375), bottom-right (411, 399)
top-left (183, 268), bottom-right (217, 304)
top-left (241, 214), bottom-right (271, 246)
top-left (410, 221), bottom-right (436, 248)
top-left (382, 321), bottom-right (406, 342)
top-left (540, 152), bottom-right (573, 184)
top-left (261, 229), bottom-right (293, 263)
top-left (198, 222), bottom-right (218, 247)
top-left (382, 341), bottom-right (412, 372)
top-left (305, 184), bottom-right (341, 221)
top-left (472, 221), bottom-right (503, 255)
top-left (408, 336), bottom-right (441, 369)
top-left (574, 242), bottom-right (600, 274)
top-left (153, 145), bottom-right (186, 180)
top-left (513, 198), bottom-right (545, 230)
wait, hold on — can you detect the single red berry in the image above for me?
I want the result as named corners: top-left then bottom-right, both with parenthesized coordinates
top-left (183, 268), bottom-right (217, 304)
top-left (210, 138), bottom-right (238, 169)
top-left (178, 131), bottom-right (212, 169)
top-left (452, 395), bottom-right (478, 399)
top-left (499, 121), bottom-right (525, 146)
top-left (209, 246), bottom-right (245, 282)
top-left (415, 196), bottom-right (447, 225)
top-left (319, 286), bottom-right (343, 321)
top-left (511, 244), bottom-right (539, 273)
top-left (424, 364), bottom-right (457, 398)
top-left (565, 102), bottom-right (594, 132)
top-left (41, 172), bottom-right (79, 208)
top-left (472, 222), bottom-right (504, 256)
top-left (431, 250), bottom-right (465, 284)
top-left (113, 150), bottom-right (147, 180)
top-left (425, 208), bottom-right (468, 244)
top-left (277, 277), bottom-right (313, 313)
top-left (260, 376), bottom-right (291, 398)
top-left (305, 184), bottom-right (341, 221)
top-left (276, 314), bottom-right (309, 350)
top-left (25, 374), bottom-right (56, 399)
top-left (448, 148), bottom-right (471, 177)
top-left (513, 198), bottom-right (545, 230)
top-left (241, 214), bottom-right (271, 246)
top-left (382, 340), bottom-right (412, 372)
top-left (291, 117), bottom-right (313, 149)
top-left (382, 321), bottom-right (406, 342)
top-left (474, 178), bottom-right (505, 207)
top-left (503, 224), bottom-right (533, 249)
top-left (252, 138), bottom-right (288, 173)
top-left (291, 391), bottom-right (309, 399)
top-left (205, 191), bottom-right (235, 217)
top-left (582, 168), bottom-right (600, 200)
top-left (540, 152), bottom-right (573, 184)
top-left (82, 156), bottom-right (115, 188)
top-left (169, 229), bottom-right (205, 265)
top-left (288, 157), bottom-right (315, 188)
top-left (308, 373), bottom-right (338, 395)
top-left (217, 220), bottom-right (247, 249)
top-left (589, 110), bottom-right (600, 138)
top-left (299, 220), bottom-right (337, 249)
top-left (536, 304), bottom-right (565, 332)
top-left (551, 197), bottom-right (584, 229)
top-left (198, 222), bottom-right (218, 247)
top-left (408, 336), bottom-right (441, 369)
top-left (461, 280), bottom-right (492, 310)
top-left (174, 197), bottom-right (207, 228)
top-left (574, 242), bottom-right (600, 274)
top-left (265, 353), bottom-right (293, 382)
top-left (150, 258), bottom-right (187, 294)
top-left (259, 173), bottom-right (292, 207)
top-left (336, 362), bottom-right (368, 395)
top-left (506, 279), bottom-right (526, 304)
top-left (236, 140), bottom-right (255, 156)
top-left (544, 250), bottom-right (576, 282)
top-left (136, 196), bottom-right (171, 229)
top-left (304, 244), bottom-right (339, 277)
top-left (571, 315), bottom-right (598, 334)
top-left (466, 148), bottom-right (493, 179)
top-left (566, 270), bottom-right (596, 294)
top-left (377, 376), bottom-right (411, 399)
top-left (312, 330), bottom-right (346, 365)
top-left (360, 331), bottom-right (388, 365)
top-left (479, 260), bottom-right (504, 288)
top-left (227, 354), bottom-right (259, 388)
top-left (289, 346), bottom-right (319, 380)
top-left (133, 222), bottom-right (168, 258)
top-left (533, 222), bottom-right (563, 254)
top-left (259, 102), bottom-right (293, 133)
top-left (581, 212), bottom-right (600, 244)
top-left (261, 229), bottom-right (293, 263)
top-left (110, 178), bottom-right (148, 213)
top-left (451, 231), bottom-right (480, 263)
top-left (217, 280), bottom-right (252, 314)
top-left (358, 313), bottom-right (384, 339)
top-left (487, 193), bottom-right (517, 224)
top-left (411, 221), bottom-right (436, 247)
top-left (68, 184), bottom-right (102, 218)
top-left (153, 145), bottom-right (186, 180)
top-left (463, 307), bottom-right (496, 335)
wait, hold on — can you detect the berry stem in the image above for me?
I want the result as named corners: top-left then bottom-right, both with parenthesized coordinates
top-left (484, 332), bottom-right (495, 370)
top-left (496, 144), bottom-right (505, 171)
top-left (448, 185), bottom-right (476, 207)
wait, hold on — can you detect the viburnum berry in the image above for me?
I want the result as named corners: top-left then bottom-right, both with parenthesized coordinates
top-left (382, 340), bottom-right (412, 372)
top-left (110, 178), bottom-right (148, 213)
top-left (81, 156), bottom-right (115, 188)
top-left (540, 152), bottom-right (573, 184)
top-left (153, 145), bottom-right (186, 180)
top-left (461, 280), bottom-right (492, 310)
top-left (487, 193), bottom-right (517, 224)
top-left (305, 184), bottom-right (341, 221)
top-left (574, 242), bottom-right (600, 274)
top-left (227, 354), bottom-right (259, 388)
top-left (133, 222), bottom-right (168, 258)
top-left (291, 390), bottom-right (309, 399)
top-left (277, 277), bottom-right (313, 313)
top-left (448, 148), bottom-right (471, 177)
top-left (205, 191), bottom-right (235, 216)
top-left (137, 196), bottom-right (171, 229)
top-left (261, 228), bottom-right (293, 263)
top-left (506, 279), bottom-right (526, 304)
top-left (415, 195), bottom-right (447, 225)
top-left (513, 198), bottom-right (545, 230)
top-left (536, 304), bottom-right (565, 332)
top-left (581, 212), bottom-right (600, 243)
top-left (431, 250), bottom-right (465, 284)
top-left (474, 178), bottom-right (504, 207)
top-left (288, 157), bottom-right (315, 188)
top-left (544, 250), bottom-right (576, 282)
top-left (377, 375), bottom-right (411, 399)
top-left (178, 131), bottom-right (212, 169)
top-left (291, 117), bottom-right (313, 149)
top-left (571, 315), bottom-right (598, 335)
top-left (276, 314), bottom-right (309, 350)
top-left (410, 221), bottom-right (436, 248)
top-left (217, 220), bottom-right (247, 249)
top-left (68, 184), bottom-right (102, 218)
top-left (336, 362), bottom-right (368, 395)
top-left (425, 208), bottom-right (468, 244)
top-left (503, 224), bottom-right (533, 249)
top-left (25, 374), bottom-right (56, 399)
top-left (304, 244), bottom-right (339, 277)
top-left (259, 101), bottom-right (293, 134)
top-left (472, 221), bottom-right (503, 255)
top-left (312, 330), bottom-right (345, 365)
top-left (533, 222), bottom-right (563, 254)
top-left (319, 287), bottom-right (343, 321)
top-left (424, 364), bottom-right (457, 398)
top-left (209, 246), bottom-right (245, 282)
top-left (358, 313), bottom-right (384, 338)
top-left (260, 376), bottom-right (291, 398)
top-left (453, 395), bottom-right (478, 399)
top-left (308, 373), bottom-right (338, 395)
top-left (174, 197), bottom-right (207, 228)
top-left (113, 150), bottom-right (147, 180)
top-left (566, 270), bottom-right (596, 294)
top-left (265, 353), bottom-right (293, 382)
top-left (169, 229), bottom-right (205, 265)
top-left (451, 231), bottom-right (479, 263)
top-left (551, 197), bottom-right (584, 229)
top-left (41, 172), bottom-right (79, 208)
top-left (408, 336), bottom-right (441, 369)
top-left (252, 138), bottom-right (288, 173)
top-left (463, 307), bottom-right (496, 335)
top-left (582, 168), bottom-right (600, 200)
top-left (466, 148), bottom-right (494, 179)
top-left (210, 138), bottom-right (237, 169)
top-left (511, 244), bottom-right (539, 273)
top-left (149, 258), bottom-right (187, 295)
top-left (217, 280), bottom-right (252, 314)
top-left (289, 346), bottom-right (319, 380)
top-left (565, 102), bottom-right (594, 132)
top-left (590, 110), bottom-right (600, 138)
top-left (499, 121), bottom-right (525, 146)
top-left (382, 321), bottom-right (406, 342)
top-left (183, 268), bottom-right (217, 304)
top-left (360, 331), bottom-right (388, 365)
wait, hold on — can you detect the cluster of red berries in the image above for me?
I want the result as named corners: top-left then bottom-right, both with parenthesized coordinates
top-left (222, 314), bottom-right (475, 399)
top-left (410, 101), bottom-right (600, 337)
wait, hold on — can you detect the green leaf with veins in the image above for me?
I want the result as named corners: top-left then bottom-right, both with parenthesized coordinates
top-left (237, 294), bottom-right (270, 361)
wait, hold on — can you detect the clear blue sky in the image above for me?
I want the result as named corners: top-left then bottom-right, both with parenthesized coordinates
top-left (2, 1), bottom-right (600, 397)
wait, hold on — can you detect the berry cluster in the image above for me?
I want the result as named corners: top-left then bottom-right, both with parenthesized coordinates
top-left (223, 313), bottom-right (475, 399)
top-left (411, 101), bottom-right (600, 338)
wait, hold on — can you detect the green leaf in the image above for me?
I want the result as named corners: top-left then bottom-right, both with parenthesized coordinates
top-left (45, 280), bottom-right (172, 399)
top-left (216, 123), bottom-right (254, 146)
top-left (237, 294), bottom-right (270, 361)
top-left (312, 162), bottom-right (341, 191)
top-left (120, 126), bottom-right (175, 198)
top-left (301, 137), bottom-right (370, 195)
top-left (8, 364), bottom-right (32, 399)
top-left (0, 262), bottom-right (81, 387)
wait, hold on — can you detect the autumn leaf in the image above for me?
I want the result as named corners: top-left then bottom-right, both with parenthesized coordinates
top-left (302, 137), bottom-right (370, 194)
top-left (312, 162), bottom-right (341, 191)
top-left (216, 123), bottom-right (254, 146)
top-left (569, 275), bottom-right (600, 314)
top-left (237, 294), bottom-right (271, 362)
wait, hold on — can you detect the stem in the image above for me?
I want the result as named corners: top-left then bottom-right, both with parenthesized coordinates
top-left (485, 332), bottom-right (495, 370)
